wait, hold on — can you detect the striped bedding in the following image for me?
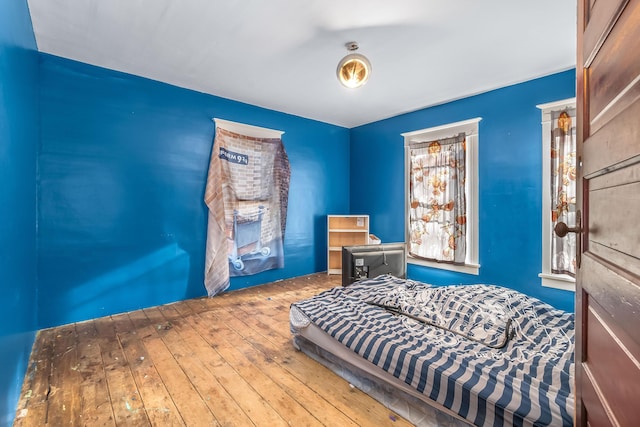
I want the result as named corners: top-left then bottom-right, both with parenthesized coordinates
top-left (290, 275), bottom-right (574, 426)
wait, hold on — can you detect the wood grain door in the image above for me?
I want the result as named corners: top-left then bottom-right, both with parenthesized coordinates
top-left (575, 0), bottom-right (640, 424)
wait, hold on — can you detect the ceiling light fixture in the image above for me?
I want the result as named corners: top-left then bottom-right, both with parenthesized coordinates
top-left (336, 42), bottom-right (371, 89)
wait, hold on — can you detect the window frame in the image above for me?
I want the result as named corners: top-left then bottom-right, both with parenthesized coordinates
top-left (536, 98), bottom-right (576, 292)
top-left (402, 118), bottom-right (481, 275)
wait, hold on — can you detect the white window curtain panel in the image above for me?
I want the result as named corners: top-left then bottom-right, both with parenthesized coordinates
top-left (550, 109), bottom-right (577, 276)
top-left (408, 133), bottom-right (467, 264)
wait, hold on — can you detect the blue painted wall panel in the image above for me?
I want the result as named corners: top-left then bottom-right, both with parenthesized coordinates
top-left (0, 1), bottom-right (38, 425)
top-left (350, 70), bottom-right (576, 312)
top-left (37, 55), bottom-right (349, 327)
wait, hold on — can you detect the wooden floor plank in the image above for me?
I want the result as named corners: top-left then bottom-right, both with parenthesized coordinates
top-left (45, 324), bottom-right (82, 427)
top-left (150, 308), bottom-right (256, 427)
top-left (13, 329), bottom-right (55, 426)
top-left (118, 328), bottom-right (185, 426)
top-left (14, 273), bottom-right (413, 426)
top-left (194, 310), bottom-right (360, 427)
top-left (128, 308), bottom-right (153, 330)
top-left (75, 320), bottom-right (116, 426)
top-left (168, 300), bottom-right (196, 318)
top-left (161, 316), bottom-right (263, 427)
top-left (95, 316), bottom-right (151, 426)
top-left (200, 285), bottom-right (411, 427)
top-left (156, 303), bottom-right (184, 322)
top-left (188, 310), bottom-right (324, 427)
top-left (139, 324), bottom-right (219, 426)
top-left (179, 312), bottom-right (290, 426)
top-left (225, 305), bottom-right (412, 427)
top-left (110, 313), bottom-right (136, 335)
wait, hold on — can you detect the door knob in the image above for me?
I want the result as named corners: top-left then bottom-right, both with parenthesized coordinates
top-left (554, 222), bottom-right (581, 237)
top-left (554, 210), bottom-right (582, 268)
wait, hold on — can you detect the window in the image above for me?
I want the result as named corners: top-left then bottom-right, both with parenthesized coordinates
top-left (537, 98), bottom-right (576, 291)
top-left (402, 118), bottom-right (481, 275)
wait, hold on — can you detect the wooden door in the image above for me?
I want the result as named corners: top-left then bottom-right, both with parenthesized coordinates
top-left (575, 0), bottom-right (640, 424)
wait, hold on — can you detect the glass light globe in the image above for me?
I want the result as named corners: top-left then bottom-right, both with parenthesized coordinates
top-left (337, 53), bottom-right (371, 89)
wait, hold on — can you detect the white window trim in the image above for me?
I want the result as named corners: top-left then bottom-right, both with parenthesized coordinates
top-left (536, 98), bottom-right (576, 292)
top-left (401, 118), bottom-right (481, 276)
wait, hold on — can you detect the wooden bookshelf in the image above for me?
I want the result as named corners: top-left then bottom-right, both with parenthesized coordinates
top-left (327, 215), bottom-right (369, 274)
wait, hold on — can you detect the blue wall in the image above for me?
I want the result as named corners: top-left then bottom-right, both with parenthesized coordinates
top-left (37, 55), bottom-right (350, 328)
top-left (350, 70), bottom-right (576, 312)
top-left (0, 1), bottom-right (38, 425)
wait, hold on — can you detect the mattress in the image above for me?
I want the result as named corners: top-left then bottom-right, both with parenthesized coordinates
top-left (290, 275), bottom-right (574, 426)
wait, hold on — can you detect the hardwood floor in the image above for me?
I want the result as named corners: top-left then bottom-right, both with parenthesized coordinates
top-left (13, 273), bottom-right (412, 426)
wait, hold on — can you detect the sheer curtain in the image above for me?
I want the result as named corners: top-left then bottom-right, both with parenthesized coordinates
top-left (550, 109), bottom-right (577, 276)
top-left (408, 133), bottom-right (466, 263)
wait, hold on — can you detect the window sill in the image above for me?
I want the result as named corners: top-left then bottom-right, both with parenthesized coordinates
top-left (539, 273), bottom-right (575, 292)
top-left (408, 256), bottom-right (480, 276)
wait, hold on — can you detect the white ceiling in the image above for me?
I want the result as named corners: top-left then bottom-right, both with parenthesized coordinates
top-left (26, 0), bottom-right (576, 128)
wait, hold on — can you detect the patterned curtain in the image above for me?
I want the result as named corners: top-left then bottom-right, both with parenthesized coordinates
top-left (409, 133), bottom-right (466, 263)
top-left (550, 109), bottom-right (577, 276)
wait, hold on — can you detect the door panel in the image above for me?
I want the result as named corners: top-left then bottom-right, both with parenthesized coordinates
top-left (580, 363), bottom-right (614, 426)
top-left (576, 0), bottom-right (640, 425)
top-left (587, 0), bottom-right (640, 132)
top-left (581, 252), bottom-right (640, 346)
top-left (582, 0), bottom-right (628, 63)
top-left (589, 173), bottom-right (640, 260)
top-left (584, 299), bottom-right (640, 426)
top-left (582, 99), bottom-right (640, 175)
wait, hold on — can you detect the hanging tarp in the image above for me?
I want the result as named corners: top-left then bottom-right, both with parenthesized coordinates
top-left (204, 119), bottom-right (290, 296)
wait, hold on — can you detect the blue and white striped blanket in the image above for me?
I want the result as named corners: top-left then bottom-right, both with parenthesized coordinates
top-left (290, 275), bottom-right (574, 426)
